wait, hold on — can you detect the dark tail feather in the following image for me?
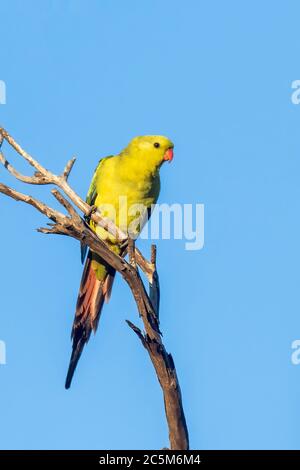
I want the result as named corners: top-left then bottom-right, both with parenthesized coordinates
top-left (80, 242), bottom-right (88, 264)
top-left (65, 252), bottom-right (115, 389)
top-left (65, 326), bottom-right (90, 390)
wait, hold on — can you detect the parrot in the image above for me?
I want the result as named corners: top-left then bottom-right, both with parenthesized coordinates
top-left (65, 135), bottom-right (174, 389)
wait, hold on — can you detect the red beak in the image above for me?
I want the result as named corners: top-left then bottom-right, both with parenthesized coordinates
top-left (163, 147), bottom-right (174, 163)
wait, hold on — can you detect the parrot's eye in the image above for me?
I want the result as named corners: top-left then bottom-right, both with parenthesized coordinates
top-left (153, 142), bottom-right (160, 148)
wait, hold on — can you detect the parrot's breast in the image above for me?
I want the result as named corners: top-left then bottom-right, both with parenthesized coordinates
top-left (92, 155), bottom-right (160, 240)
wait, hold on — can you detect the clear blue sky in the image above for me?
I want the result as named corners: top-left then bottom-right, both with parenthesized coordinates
top-left (1, 0), bottom-right (300, 450)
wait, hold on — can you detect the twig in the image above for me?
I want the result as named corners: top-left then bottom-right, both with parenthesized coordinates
top-left (135, 246), bottom-right (155, 283)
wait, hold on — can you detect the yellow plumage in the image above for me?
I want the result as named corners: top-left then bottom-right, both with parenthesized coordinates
top-left (65, 135), bottom-right (174, 388)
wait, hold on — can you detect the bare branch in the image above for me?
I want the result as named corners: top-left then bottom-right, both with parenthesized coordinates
top-left (0, 128), bottom-right (189, 450)
top-left (128, 237), bottom-right (137, 268)
top-left (51, 189), bottom-right (82, 223)
top-left (125, 320), bottom-right (146, 345)
top-left (135, 246), bottom-right (155, 283)
top-left (62, 157), bottom-right (76, 180)
top-left (0, 182), bottom-right (65, 222)
top-left (0, 127), bottom-right (51, 175)
top-left (0, 151), bottom-right (51, 184)
top-left (0, 127), bottom-right (127, 241)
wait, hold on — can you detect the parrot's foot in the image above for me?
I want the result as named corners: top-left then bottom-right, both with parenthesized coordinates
top-left (86, 204), bottom-right (98, 219)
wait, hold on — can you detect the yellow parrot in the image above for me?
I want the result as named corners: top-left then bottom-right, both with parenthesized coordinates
top-left (65, 135), bottom-right (174, 388)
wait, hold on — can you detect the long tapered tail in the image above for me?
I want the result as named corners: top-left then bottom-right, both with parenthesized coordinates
top-left (65, 251), bottom-right (115, 389)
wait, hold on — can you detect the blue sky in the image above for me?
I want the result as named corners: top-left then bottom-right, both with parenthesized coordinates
top-left (1, 0), bottom-right (300, 450)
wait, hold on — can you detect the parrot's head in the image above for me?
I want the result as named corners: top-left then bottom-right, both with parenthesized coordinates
top-left (125, 135), bottom-right (174, 168)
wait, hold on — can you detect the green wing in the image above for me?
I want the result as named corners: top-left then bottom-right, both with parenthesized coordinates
top-left (81, 156), bottom-right (113, 263)
top-left (86, 156), bottom-right (114, 205)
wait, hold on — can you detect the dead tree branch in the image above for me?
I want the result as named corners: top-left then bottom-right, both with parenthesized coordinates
top-left (0, 127), bottom-right (189, 450)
